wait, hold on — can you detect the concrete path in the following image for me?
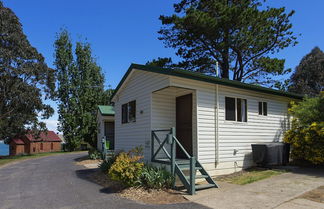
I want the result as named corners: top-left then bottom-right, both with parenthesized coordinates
top-left (185, 167), bottom-right (324, 209)
top-left (0, 153), bottom-right (207, 209)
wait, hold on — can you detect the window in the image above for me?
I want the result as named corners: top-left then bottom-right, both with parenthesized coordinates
top-left (225, 97), bottom-right (236, 121)
top-left (225, 97), bottom-right (247, 122)
top-left (122, 104), bottom-right (128, 123)
top-left (121, 100), bottom-right (136, 124)
top-left (258, 101), bottom-right (268, 116)
top-left (40, 143), bottom-right (43, 150)
top-left (51, 143), bottom-right (54, 150)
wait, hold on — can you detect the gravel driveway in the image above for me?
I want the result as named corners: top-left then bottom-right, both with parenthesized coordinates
top-left (0, 153), bottom-right (207, 209)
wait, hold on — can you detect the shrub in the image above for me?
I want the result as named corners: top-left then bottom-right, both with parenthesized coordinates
top-left (88, 148), bottom-right (101, 160)
top-left (139, 165), bottom-right (174, 189)
top-left (108, 147), bottom-right (144, 186)
top-left (99, 153), bottom-right (118, 173)
top-left (284, 92), bottom-right (324, 164)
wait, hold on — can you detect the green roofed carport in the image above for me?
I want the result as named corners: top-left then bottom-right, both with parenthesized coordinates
top-left (98, 105), bottom-right (115, 116)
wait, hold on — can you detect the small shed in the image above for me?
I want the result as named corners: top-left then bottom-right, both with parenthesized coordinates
top-left (9, 131), bottom-right (62, 155)
top-left (97, 105), bottom-right (115, 151)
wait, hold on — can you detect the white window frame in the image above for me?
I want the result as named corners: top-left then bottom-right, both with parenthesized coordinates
top-left (225, 96), bottom-right (248, 122)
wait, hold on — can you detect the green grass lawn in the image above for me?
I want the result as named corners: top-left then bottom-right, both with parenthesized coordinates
top-left (0, 151), bottom-right (71, 167)
top-left (216, 168), bottom-right (286, 185)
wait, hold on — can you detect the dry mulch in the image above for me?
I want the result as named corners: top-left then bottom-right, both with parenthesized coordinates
top-left (299, 186), bottom-right (324, 203)
top-left (87, 169), bottom-right (187, 204)
top-left (74, 156), bottom-right (102, 166)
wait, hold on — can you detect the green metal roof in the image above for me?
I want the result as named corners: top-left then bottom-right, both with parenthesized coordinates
top-left (98, 105), bottom-right (115, 116)
top-left (112, 63), bottom-right (304, 100)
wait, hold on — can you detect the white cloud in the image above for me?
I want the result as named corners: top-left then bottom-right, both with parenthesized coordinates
top-left (42, 119), bottom-right (60, 134)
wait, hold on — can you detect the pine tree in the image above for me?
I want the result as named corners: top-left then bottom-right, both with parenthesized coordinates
top-left (289, 47), bottom-right (324, 96)
top-left (158, 0), bottom-right (297, 86)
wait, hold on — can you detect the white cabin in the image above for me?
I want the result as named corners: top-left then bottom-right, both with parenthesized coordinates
top-left (96, 105), bottom-right (115, 152)
top-left (111, 64), bottom-right (302, 175)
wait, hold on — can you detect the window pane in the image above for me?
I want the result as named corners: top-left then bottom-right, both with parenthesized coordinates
top-left (237, 99), bottom-right (247, 122)
top-left (237, 98), bottom-right (242, 122)
top-left (128, 100), bottom-right (136, 122)
top-left (122, 103), bottom-right (128, 123)
top-left (258, 102), bottom-right (263, 115)
top-left (225, 97), bottom-right (235, 121)
top-left (263, 102), bottom-right (267, 116)
top-left (243, 99), bottom-right (247, 122)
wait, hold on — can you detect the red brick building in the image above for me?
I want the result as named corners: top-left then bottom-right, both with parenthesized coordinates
top-left (9, 131), bottom-right (62, 156)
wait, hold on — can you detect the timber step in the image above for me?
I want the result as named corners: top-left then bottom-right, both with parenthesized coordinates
top-left (185, 175), bottom-right (209, 180)
top-left (151, 128), bottom-right (219, 195)
top-left (178, 164), bottom-right (202, 170)
top-left (195, 183), bottom-right (217, 191)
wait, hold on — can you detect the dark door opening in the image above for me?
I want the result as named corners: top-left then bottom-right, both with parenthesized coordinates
top-left (176, 93), bottom-right (193, 158)
top-left (104, 122), bottom-right (115, 150)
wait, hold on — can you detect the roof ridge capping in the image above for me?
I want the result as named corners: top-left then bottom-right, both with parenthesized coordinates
top-left (128, 63), bottom-right (303, 100)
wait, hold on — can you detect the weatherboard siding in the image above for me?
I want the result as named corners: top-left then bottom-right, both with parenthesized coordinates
top-left (214, 85), bottom-right (290, 173)
top-left (113, 70), bottom-right (170, 160)
top-left (170, 76), bottom-right (291, 174)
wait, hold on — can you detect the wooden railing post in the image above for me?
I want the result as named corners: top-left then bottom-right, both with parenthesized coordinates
top-left (189, 156), bottom-right (196, 195)
top-left (170, 127), bottom-right (176, 188)
top-left (151, 131), bottom-right (154, 161)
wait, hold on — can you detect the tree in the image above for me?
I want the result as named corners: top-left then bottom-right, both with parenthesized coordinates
top-left (284, 93), bottom-right (324, 164)
top-left (289, 47), bottom-right (324, 96)
top-left (158, 0), bottom-right (297, 86)
top-left (146, 57), bottom-right (175, 68)
top-left (54, 30), bottom-right (106, 150)
top-left (0, 2), bottom-right (55, 141)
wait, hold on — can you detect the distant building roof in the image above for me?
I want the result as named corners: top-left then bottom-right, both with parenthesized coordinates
top-left (25, 131), bottom-right (61, 142)
top-left (11, 131), bottom-right (62, 144)
top-left (98, 105), bottom-right (115, 116)
top-left (12, 138), bottom-right (25, 145)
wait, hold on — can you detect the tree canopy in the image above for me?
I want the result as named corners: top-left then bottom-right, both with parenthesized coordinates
top-left (54, 30), bottom-right (106, 150)
top-left (158, 0), bottom-right (297, 86)
top-left (0, 2), bottom-right (55, 141)
top-left (288, 47), bottom-right (324, 96)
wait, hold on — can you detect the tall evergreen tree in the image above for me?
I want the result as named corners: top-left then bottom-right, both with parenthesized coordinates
top-left (0, 2), bottom-right (55, 141)
top-left (146, 57), bottom-right (174, 68)
top-left (54, 30), bottom-right (106, 150)
top-left (289, 47), bottom-right (324, 96)
top-left (158, 0), bottom-right (297, 86)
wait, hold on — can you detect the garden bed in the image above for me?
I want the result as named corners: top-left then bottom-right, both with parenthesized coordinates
top-left (88, 169), bottom-right (187, 204)
top-left (75, 155), bottom-right (102, 168)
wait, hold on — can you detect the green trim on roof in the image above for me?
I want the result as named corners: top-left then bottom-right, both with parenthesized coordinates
top-left (112, 63), bottom-right (303, 100)
top-left (98, 105), bottom-right (115, 116)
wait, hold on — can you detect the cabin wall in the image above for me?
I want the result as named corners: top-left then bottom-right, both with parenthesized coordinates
top-left (212, 85), bottom-right (291, 175)
top-left (170, 76), bottom-right (292, 175)
top-left (113, 70), bottom-right (170, 161)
